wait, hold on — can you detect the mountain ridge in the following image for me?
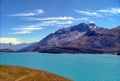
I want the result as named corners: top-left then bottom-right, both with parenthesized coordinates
top-left (0, 42), bottom-right (35, 51)
top-left (17, 23), bottom-right (120, 55)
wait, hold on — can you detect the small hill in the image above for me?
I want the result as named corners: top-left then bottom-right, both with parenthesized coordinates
top-left (0, 65), bottom-right (72, 81)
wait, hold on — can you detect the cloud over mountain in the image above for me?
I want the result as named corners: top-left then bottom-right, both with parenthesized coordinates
top-left (75, 10), bottom-right (102, 17)
top-left (75, 8), bottom-right (120, 17)
top-left (12, 26), bottom-right (42, 34)
top-left (0, 38), bottom-right (22, 44)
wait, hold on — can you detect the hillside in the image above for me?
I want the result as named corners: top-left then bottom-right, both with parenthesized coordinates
top-left (0, 65), bottom-right (72, 81)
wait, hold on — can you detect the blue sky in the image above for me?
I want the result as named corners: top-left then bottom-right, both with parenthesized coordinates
top-left (0, 0), bottom-right (120, 44)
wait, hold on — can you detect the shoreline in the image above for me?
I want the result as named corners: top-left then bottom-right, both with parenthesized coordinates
top-left (0, 64), bottom-right (73, 81)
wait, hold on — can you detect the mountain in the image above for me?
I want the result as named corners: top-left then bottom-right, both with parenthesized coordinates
top-left (19, 23), bottom-right (120, 55)
top-left (0, 42), bottom-right (35, 51)
top-left (0, 49), bottom-right (14, 52)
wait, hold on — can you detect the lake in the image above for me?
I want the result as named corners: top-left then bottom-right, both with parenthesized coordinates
top-left (0, 52), bottom-right (120, 81)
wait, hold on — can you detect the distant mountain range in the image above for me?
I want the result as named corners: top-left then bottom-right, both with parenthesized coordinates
top-left (0, 42), bottom-right (35, 51)
top-left (18, 23), bottom-right (120, 55)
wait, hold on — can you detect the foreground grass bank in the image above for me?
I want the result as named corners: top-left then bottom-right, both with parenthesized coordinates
top-left (0, 65), bottom-right (72, 81)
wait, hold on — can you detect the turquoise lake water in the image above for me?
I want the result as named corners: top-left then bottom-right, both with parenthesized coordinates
top-left (0, 52), bottom-right (120, 81)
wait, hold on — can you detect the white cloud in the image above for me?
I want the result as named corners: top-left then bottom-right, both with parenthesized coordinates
top-left (24, 16), bottom-right (76, 21)
top-left (10, 16), bottom-right (90, 34)
top-left (75, 8), bottom-right (120, 17)
top-left (40, 20), bottom-right (73, 26)
top-left (20, 17), bottom-right (89, 30)
top-left (12, 31), bottom-right (31, 34)
top-left (12, 26), bottom-right (42, 34)
top-left (12, 26), bottom-right (42, 31)
top-left (8, 9), bottom-right (44, 16)
top-left (23, 16), bottom-right (89, 22)
top-left (78, 17), bottom-right (88, 21)
top-left (11, 20), bottom-right (73, 34)
top-left (89, 21), bottom-right (95, 23)
top-left (22, 16), bottom-right (88, 25)
top-left (98, 8), bottom-right (120, 14)
top-left (75, 8), bottom-right (120, 18)
top-left (25, 20), bottom-right (73, 28)
top-left (75, 9), bottom-right (102, 17)
top-left (99, 9), bottom-right (111, 13)
top-left (0, 38), bottom-right (22, 44)
top-left (22, 16), bottom-right (86, 27)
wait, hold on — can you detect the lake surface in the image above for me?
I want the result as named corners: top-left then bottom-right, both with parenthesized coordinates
top-left (0, 52), bottom-right (120, 81)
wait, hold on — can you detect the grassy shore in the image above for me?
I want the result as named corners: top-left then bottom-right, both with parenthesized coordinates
top-left (0, 65), bottom-right (72, 81)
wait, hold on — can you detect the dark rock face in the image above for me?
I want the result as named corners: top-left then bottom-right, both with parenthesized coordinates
top-left (0, 49), bottom-right (14, 52)
top-left (117, 51), bottom-right (120, 55)
top-left (19, 23), bottom-right (120, 54)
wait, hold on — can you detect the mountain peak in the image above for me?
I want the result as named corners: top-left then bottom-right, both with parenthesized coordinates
top-left (87, 23), bottom-right (97, 30)
top-left (71, 23), bottom-right (90, 32)
top-left (70, 23), bottom-right (98, 32)
top-left (87, 23), bottom-right (96, 26)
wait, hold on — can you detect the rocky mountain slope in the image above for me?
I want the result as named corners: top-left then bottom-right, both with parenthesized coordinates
top-left (19, 23), bottom-right (120, 55)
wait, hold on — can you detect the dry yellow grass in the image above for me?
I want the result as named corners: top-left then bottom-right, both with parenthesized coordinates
top-left (0, 65), bottom-right (73, 81)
